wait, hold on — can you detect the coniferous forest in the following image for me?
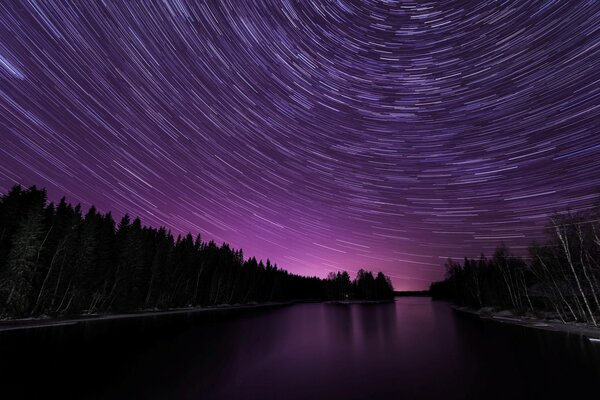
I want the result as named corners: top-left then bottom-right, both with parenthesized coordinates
top-left (0, 185), bottom-right (393, 319)
top-left (430, 209), bottom-right (600, 326)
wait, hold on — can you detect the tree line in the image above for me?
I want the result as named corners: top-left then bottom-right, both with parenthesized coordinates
top-left (430, 209), bottom-right (600, 326)
top-left (0, 185), bottom-right (393, 319)
top-left (326, 270), bottom-right (394, 301)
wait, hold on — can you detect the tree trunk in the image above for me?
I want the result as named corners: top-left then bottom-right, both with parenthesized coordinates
top-left (555, 223), bottom-right (596, 325)
top-left (32, 224), bottom-right (53, 276)
top-left (32, 241), bottom-right (64, 315)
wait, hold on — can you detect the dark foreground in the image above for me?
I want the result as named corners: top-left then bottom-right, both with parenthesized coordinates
top-left (1, 298), bottom-right (599, 400)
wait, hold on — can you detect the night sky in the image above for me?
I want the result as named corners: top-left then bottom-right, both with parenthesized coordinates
top-left (1, 1), bottom-right (599, 290)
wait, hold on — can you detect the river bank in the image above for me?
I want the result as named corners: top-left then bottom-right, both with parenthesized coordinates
top-left (0, 298), bottom-right (400, 332)
top-left (0, 301), bottom-right (300, 333)
top-left (452, 305), bottom-right (600, 341)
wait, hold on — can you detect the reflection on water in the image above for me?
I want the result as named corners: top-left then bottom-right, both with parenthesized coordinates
top-left (1, 298), bottom-right (599, 399)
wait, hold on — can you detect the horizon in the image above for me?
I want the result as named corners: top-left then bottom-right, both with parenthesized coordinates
top-left (0, 182), bottom-right (578, 290)
top-left (2, 1), bottom-right (600, 290)
top-left (0, 183), bottom-right (433, 286)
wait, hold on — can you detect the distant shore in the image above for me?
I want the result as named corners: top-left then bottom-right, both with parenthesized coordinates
top-left (0, 301), bottom-right (299, 333)
top-left (327, 299), bottom-right (395, 305)
top-left (452, 306), bottom-right (600, 341)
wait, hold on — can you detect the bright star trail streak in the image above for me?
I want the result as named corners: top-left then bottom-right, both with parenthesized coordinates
top-left (1, 1), bottom-right (599, 290)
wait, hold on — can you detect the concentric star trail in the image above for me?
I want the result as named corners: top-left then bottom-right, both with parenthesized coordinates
top-left (1, 1), bottom-right (599, 289)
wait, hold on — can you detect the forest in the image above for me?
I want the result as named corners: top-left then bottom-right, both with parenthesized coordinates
top-left (430, 209), bottom-right (600, 326)
top-left (0, 185), bottom-right (393, 319)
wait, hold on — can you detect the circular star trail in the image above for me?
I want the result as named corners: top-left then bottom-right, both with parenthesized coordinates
top-left (1, 1), bottom-right (599, 289)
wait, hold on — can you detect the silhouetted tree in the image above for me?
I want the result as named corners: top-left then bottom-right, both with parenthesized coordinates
top-left (0, 185), bottom-right (396, 319)
top-left (431, 208), bottom-right (600, 326)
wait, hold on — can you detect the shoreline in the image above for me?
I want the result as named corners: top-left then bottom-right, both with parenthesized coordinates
top-left (0, 301), bottom-right (299, 333)
top-left (0, 298), bottom-right (398, 332)
top-left (452, 305), bottom-right (600, 341)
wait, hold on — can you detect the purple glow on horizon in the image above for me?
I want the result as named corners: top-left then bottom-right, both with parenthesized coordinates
top-left (1, 1), bottom-right (599, 290)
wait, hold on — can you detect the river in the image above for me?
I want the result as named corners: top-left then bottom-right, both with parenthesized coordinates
top-left (1, 297), bottom-right (599, 399)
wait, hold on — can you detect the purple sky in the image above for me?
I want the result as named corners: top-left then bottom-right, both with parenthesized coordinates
top-left (1, 1), bottom-right (600, 290)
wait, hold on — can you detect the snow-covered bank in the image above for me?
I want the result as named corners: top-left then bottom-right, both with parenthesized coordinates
top-left (0, 302), bottom-right (297, 333)
top-left (453, 306), bottom-right (600, 341)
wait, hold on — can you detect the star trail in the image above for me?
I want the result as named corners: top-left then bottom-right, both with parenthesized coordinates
top-left (1, 1), bottom-right (600, 290)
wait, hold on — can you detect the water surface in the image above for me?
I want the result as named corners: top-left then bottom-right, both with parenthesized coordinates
top-left (1, 298), bottom-right (598, 399)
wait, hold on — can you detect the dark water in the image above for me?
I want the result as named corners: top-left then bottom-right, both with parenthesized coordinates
top-left (1, 298), bottom-right (599, 399)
